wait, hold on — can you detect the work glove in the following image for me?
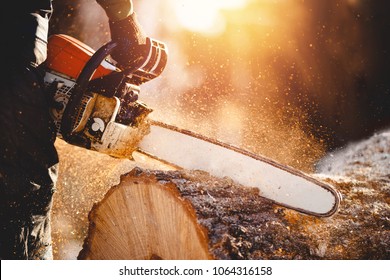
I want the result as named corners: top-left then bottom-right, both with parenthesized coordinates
top-left (109, 12), bottom-right (149, 70)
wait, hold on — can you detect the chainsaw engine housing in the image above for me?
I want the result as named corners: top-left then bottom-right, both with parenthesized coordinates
top-left (44, 34), bottom-right (167, 158)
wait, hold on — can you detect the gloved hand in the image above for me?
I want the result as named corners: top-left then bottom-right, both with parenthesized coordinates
top-left (109, 12), bottom-right (149, 70)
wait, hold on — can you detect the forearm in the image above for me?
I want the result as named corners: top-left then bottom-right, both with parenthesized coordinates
top-left (96, 0), bottom-right (133, 21)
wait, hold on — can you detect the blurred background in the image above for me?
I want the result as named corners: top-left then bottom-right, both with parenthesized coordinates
top-left (50, 0), bottom-right (390, 172)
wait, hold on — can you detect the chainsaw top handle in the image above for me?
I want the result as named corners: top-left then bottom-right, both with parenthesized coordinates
top-left (60, 40), bottom-right (118, 141)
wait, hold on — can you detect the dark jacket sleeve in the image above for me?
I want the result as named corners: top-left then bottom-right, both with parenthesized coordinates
top-left (96, 0), bottom-right (133, 21)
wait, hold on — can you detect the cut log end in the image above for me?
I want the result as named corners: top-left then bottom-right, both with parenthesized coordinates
top-left (78, 168), bottom-right (213, 260)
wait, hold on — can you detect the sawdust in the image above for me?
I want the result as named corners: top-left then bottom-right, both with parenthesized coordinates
top-left (310, 130), bottom-right (390, 259)
top-left (51, 138), bottom-right (175, 260)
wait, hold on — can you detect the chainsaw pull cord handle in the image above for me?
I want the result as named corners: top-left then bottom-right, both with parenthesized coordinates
top-left (60, 40), bottom-right (118, 141)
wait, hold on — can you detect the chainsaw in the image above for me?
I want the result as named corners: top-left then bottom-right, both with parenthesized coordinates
top-left (44, 34), bottom-right (341, 217)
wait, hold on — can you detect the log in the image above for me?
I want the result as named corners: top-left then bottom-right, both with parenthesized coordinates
top-left (77, 168), bottom-right (285, 260)
top-left (60, 130), bottom-right (389, 260)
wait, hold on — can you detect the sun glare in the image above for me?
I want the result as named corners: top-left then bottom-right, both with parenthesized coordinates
top-left (171, 0), bottom-right (248, 35)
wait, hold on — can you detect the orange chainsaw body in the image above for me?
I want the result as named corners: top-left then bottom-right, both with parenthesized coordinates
top-left (46, 34), bottom-right (116, 80)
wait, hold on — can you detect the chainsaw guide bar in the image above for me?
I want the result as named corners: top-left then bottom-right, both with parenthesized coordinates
top-left (138, 120), bottom-right (342, 217)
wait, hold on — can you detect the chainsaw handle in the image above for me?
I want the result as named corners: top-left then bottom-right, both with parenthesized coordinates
top-left (60, 40), bottom-right (118, 140)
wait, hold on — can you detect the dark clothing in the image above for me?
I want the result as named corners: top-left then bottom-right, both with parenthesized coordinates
top-left (0, 66), bottom-right (59, 259)
top-left (0, 1), bottom-right (58, 259)
top-left (0, 0), bottom-right (134, 259)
